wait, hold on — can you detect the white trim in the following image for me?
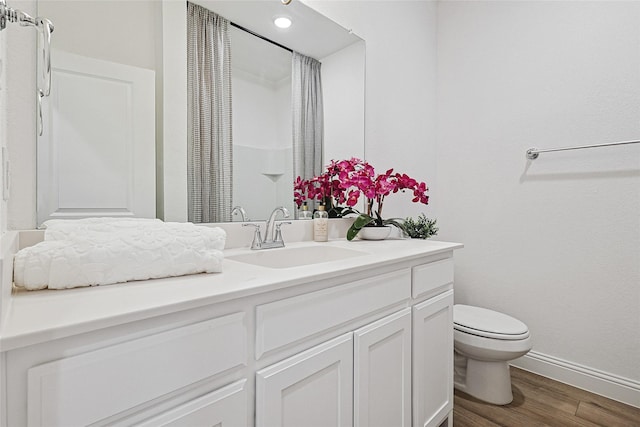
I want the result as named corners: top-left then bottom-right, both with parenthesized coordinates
top-left (0, 231), bottom-right (19, 327)
top-left (160, 0), bottom-right (188, 222)
top-left (511, 350), bottom-right (640, 409)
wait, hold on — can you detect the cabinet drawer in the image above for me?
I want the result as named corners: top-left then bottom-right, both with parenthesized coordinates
top-left (256, 269), bottom-right (411, 358)
top-left (138, 379), bottom-right (248, 427)
top-left (27, 313), bottom-right (247, 427)
top-left (412, 258), bottom-right (454, 299)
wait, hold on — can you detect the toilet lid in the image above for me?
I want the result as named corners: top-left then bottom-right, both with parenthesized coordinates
top-left (454, 305), bottom-right (530, 340)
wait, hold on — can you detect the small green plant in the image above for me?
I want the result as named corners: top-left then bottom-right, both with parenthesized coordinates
top-left (402, 214), bottom-right (438, 239)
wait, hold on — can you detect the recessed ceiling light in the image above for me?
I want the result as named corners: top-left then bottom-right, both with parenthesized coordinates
top-left (274, 16), bottom-right (292, 29)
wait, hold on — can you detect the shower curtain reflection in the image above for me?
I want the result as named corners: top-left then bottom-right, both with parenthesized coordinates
top-left (187, 2), bottom-right (233, 223)
top-left (292, 52), bottom-right (324, 214)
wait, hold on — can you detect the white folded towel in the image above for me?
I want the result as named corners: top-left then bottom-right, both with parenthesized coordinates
top-left (14, 218), bottom-right (226, 290)
top-left (42, 217), bottom-right (164, 241)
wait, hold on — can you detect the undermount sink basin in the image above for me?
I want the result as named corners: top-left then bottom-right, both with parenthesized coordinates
top-left (226, 245), bottom-right (368, 269)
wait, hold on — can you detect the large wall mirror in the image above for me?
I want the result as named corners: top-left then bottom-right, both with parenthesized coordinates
top-left (36, 0), bottom-right (365, 225)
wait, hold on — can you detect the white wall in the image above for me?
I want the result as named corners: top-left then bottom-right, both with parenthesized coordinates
top-left (4, 0), bottom-right (36, 230)
top-left (436, 0), bottom-right (640, 403)
top-left (0, 20), bottom-right (7, 234)
top-left (37, 1), bottom-right (158, 70)
top-left (322, 40), bottom-right (365, 163)
top-left (305, 0), bottom-right (439, 221)
top-left (310, 0), bottom-right (639, 404)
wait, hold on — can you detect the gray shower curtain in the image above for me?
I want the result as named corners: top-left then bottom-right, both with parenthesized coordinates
top-left (292, 51), bottom-right (324, 209)
top-left (187, 2), bottom-right (233, 223)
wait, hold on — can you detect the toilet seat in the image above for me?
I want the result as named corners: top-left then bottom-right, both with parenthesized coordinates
top-left (454, 304), bottom-right (530, 340)
top-left (453, 304), bottom-right (533, 405)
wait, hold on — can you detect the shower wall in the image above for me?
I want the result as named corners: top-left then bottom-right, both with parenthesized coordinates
top-left (232, 72), bottom-right (293, 220)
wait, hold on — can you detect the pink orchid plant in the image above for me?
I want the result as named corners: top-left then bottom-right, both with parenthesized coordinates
top-left (294, 158), bottom-right (373, 216)
top-left (293, 158), bottom-right (430, 240)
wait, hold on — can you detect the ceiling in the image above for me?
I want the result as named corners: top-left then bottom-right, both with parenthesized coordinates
top-left (230, 24), bottom-right (291, 85)
top-left (192, 0), bottom-right (363, 84)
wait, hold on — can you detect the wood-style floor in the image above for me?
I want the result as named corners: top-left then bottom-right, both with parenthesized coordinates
top-left (453, 367), bottom-right (640, 427)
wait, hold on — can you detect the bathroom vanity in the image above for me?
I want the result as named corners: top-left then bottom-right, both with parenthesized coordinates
top-left (0, 232), bottom-right (461, 427)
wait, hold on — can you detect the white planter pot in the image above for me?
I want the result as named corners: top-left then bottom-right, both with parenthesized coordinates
top-left (358, 226), bottom-right (392, 240)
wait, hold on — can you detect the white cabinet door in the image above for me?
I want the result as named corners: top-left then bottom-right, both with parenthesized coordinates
top-left (354, 308), bottom-right (412, 427)
top-left (137, 380), bottom-right (248, 427)
top-left (256, 333), bottom-right (353, 427)
top-left (413, 290), bottom-right (454, 427)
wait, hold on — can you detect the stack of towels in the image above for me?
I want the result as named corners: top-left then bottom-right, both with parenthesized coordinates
top-left (13, 218), bottom-right (227, 290)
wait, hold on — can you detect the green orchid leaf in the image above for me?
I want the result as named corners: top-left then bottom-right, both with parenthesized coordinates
top-left (346, 214), bottom-right (376, 241)
top-left (382, 218), bottom-right (406, 232)
top-left (327, 206), bottom-right (361, 219)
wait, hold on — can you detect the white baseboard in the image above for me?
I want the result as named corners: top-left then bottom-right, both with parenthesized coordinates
top-left (511, 350), bottom-right (640, 409)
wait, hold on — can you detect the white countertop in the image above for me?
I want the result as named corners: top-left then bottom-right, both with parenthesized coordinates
top-left (0, 238), bottom-right (462, 352)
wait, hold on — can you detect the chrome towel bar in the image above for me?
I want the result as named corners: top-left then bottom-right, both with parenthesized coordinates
top-left (526, 140), bottom-right (640, 160)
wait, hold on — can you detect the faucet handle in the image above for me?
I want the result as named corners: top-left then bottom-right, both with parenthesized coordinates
top-left (274, 221), bottom-right (292, 243)
top-left (242, 223), bottom-right (262, 249)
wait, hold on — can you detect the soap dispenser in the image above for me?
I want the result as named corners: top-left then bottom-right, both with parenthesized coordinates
top-left (313, 204), bottom-right (329, 242)
top-left (299, 202), bottom-right (313, 220)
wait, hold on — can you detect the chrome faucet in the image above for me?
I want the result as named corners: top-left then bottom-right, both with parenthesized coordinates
top-left (231, 206), bottom-right (248, 222)
top-left (265, 206), bottom-right (290, 243)
top-left (243, 206), bottom-right (291, 250)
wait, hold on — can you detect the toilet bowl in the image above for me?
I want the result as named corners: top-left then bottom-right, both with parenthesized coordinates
top-left (453, 304), bottom-right (532, 405)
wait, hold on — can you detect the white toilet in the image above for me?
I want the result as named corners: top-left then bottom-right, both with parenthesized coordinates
top-left (453, 304), bottom-right (532, 405)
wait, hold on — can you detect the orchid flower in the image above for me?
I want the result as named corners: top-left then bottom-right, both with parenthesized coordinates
top-left (293, 158), bottom-right (429, 233)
